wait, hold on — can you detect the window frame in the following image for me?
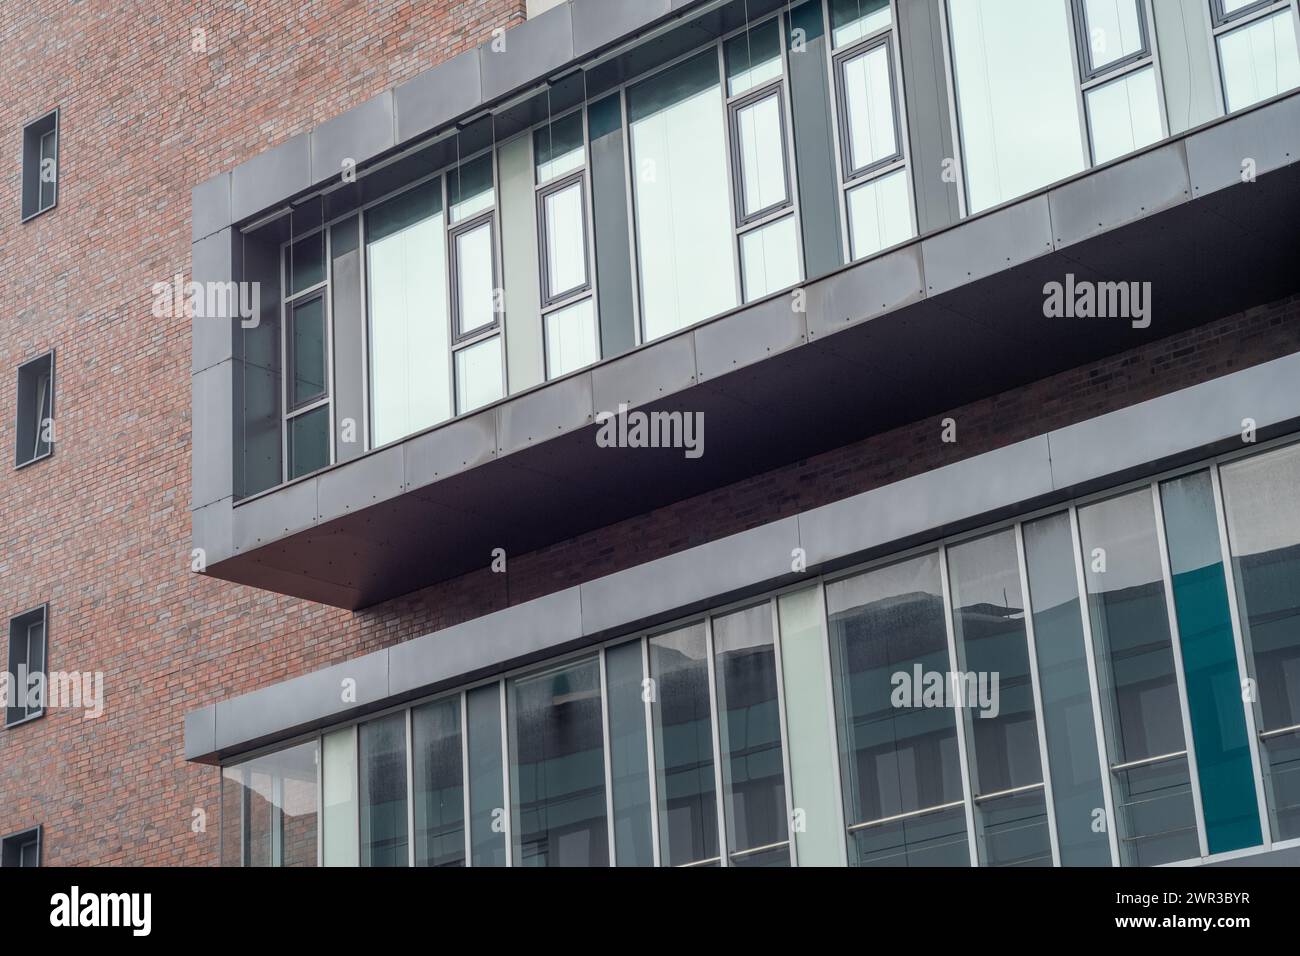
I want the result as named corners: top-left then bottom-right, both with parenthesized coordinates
top-left (832, 35), bottom-right (905, 183)
top-left (727, 82), bottom-right (795, 227)
top-left (20, 108), bottom-right (58, 222)
top-left (280, 229), bottom-right (335, 483)
top-left (1212, 0), bottom-right (1284, 26)
top-left (14, 349), bottom-right (55, 470)
top-left (535, 170), bottom-right (594, 308)
top-left (1072, 0), bottom-right (1153, 80)
top-left (0, 826), bottom-right (41, 867)
top-left (1210, 1), bottom-right (1300, 114)
top-left (448, 209), bottom-right (502, 346)
top-left (6, 604), bottom-right (48, 729)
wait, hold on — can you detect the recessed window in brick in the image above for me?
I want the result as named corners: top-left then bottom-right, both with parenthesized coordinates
top-left (6, 606), bottom-right (47, 727)
top-left (0, 827), bottom-right (41, 867)
top-left (15, 351), bottom-right (54, 468)
top-left (21, 110), bottom-right (58, 221)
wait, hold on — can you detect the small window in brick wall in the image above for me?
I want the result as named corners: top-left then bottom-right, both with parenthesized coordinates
top-left (21, 110), bottom-right (58, 221)
top-left (6, 605), bottom-right (47, 727)
top-left (15, 351), bottom-right (54, 468)
top-left (0, 827), bottom-right (41, 867)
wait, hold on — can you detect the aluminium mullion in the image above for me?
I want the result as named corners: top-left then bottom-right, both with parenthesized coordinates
top-left (703, 615), bottom-right (730, 866)
top-left (937, 543), bottom-right (980, 867)
top-left (717, 42), bottom-right (746, 314)
top-left (768, 597), bottom-right (799, 866)
top-left (642, 636), bottom-right (663, 867)
top-left (499, 680), bottom-right (513, 867)
top-left (599, 647), bottom-right (617, 866)
top-left (316, 734), bottom-right (324, 867)
top-left (406, 707), bottom-right (416, 867)
top-left (461, 692), bottom-right (472, 867)
top-left (1061, 0), bottom-right (1099, 174)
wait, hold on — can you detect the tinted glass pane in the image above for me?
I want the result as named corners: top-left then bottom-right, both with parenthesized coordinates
top-left (221, 741), bottom-right (319, 867)
top-left (1087, 66), bottom-right (1162, 165)
top-left (826, 553), bottom-right (969, 866)
top-left (449, 153), bottom-right (495, 222)
top-left (467, 684), bottom-right (506, 866)
top-left (948, 0), bottom-right (1086, 212)
top-left (1082, 0), bottom-right (1145, 71)
top-left (545, 298), bottom-right (599, 379)
top-left (828, 0), bottom-right (891, 47)
top-left (290, 297), bottom-right (327, 407)
top-left (735, 92), bottom-right (789, 217)
top-left (543, 180), bottom-right (588, 298)
top-left (1022, 513), bottom-right (1112, 866)
top-left (287, 404), bottom-right (329, 479)
top-left (841, 42), bottom-right (897, 173)
top-left (725, 20), bottom-right (783, 97)
top-left (713, 604), bottom-right (790, 865)
top-left (38, 130), bottom-right (56, 210)
top-left (977, 788), bottom-right (1053, 867)
top-left (509, 659), bottom-right (609, 866)
top-left (367, 181), bottom-right (452, 446)
top-left (1221, 443), bottom-right (1300, 839)
top-left (1160, 471), bottom-right (1261, 854)
top-left (289, 231), bottom-right (325, 295)
top-left (412, 697), bottom-right (465, 867)
top-left (322, 728), bottom-right (358, 866)
top-left (846, 168), bottom-right (911, 261)
top-left (359, 712), bottom-right (408, 867)
top-left (649, 622), bottom-right (720, 866)
top-left (454, 335), bottom-right (504, 414)
top-left (1218, 11), bottom-right (1300, 112)
top-left (605, 641), bottom-right (654, 866)
top-left (850, 804), bottom-right (971, 866)
top-left (455, 220), bottom-right (496, 335)
top-left (535, 110), bottom-right (586, 184)
top-left (628, 50), bottom-right (738, 341)
top-left (740, 215), bottom-right (801, 302)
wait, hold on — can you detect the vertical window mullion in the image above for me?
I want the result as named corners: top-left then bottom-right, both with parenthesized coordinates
top-left (767, 598), bottom-right (799, 866)
top-left (641, 635), bottom-right (662, 867)
top-left (937, 543), bottom-right (981, 866)
top-left (703, 615), bottom-right (729, 866)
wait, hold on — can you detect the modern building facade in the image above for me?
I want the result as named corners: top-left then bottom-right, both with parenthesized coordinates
top-left (4, 0), bottom-right (1300, 867)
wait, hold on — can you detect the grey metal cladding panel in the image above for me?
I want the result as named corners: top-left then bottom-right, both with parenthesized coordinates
top-left (694, 295), bottom-right (807, 382)
top-left (805, 243), bottom-right (926, 340)
top-left (231, 133), bottom-right (311, 224)
top-left (590, 332), bottom-right (696, 412)
top-left (192, 497), bottom-right (234, 566)
top-left (480, 4), bottom-right (574, 103)
top-left (572, 0), bottom-right (671, 58)
top-left (496, 371), bottom-right (595, 456)
top-left (898, 0), bottom-right (960, 234)
top-left (316, 444), bottom-right (405, 523)
top-left (388, 588), bottom-right (583, 697)
top-left (311, 91), bottom-right (395, 182)
top-left (394, 49), bottom-right (483, 143)
top-left (921, 196), bottom-right (1054, 296)
top-left (798, 437), bottom-right (1054, 567)
top-left (403, 409), bottom-right (498, 491)
top-left (1048, 350), bottom-right (1300, 490)
top-left (192, 172), bottom-right (231, 242)
top-left (1049, 142), bottom-right (1191, 248)
top-left (1186, 94), bottom-right (1300, 197)
top-left (213, 649), bottom-right (391, 753)
top-left (233, 478), bottom-right (318, 552)
top-left (192, 362), bottom-right (234, 509)
top-left (191, 229), bottom-right (236, 374)
top-left (579, 517), bottom-right (801, 636)
top-left (184, 705), bottom-right (217, 761)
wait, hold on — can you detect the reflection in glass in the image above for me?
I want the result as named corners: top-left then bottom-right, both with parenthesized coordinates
top-left (509, 659), bottom-right (609, 866)
top-left (287, 404), bottom-right (329, 479)
top-left (289, 296), bottom-right (326, 407)
top-left (455, 335), bottom-right (504, 414)
top-left (543, 180), bottom-right (588, 299)
top-left (454, 220), bottom-right (496, 336)
top-left (846, 168), bottom-right (911, 261)
top-left (221, 740), bottom-right (319, 867)
top-left (827, 553), bottom-right (970, 866)
top-left (740, 215), bottom-right (801, 302)
top-left (840, 42), bottom-right (897, 174)
top-left (713, 604), bottom-right (790, 866)
top-left (449, 153), bottom-right (495, 222)
top-left (734, 92), bottom-right (790, 218)
top-left (605, 641), bottom-right (654, 866)
top-left (467, 684), bottom-right (506, 866)
top-left (948, 0), bottom-right (1086, 212)
top-left (1218, 11), bottom-right (1300, 112)
top-left (359, 712), bottom-right (409, 867)
top-left (1087, 66), bottom-right (1162, 165)
top-left (725, 19), bottom-right (783, 96)
top-left (289, 231), bottom-right (324, 295)
top-left (1078, 490), bottom-right (1200, 865)
top-left (322, 728), bottom-right (358, 866)
top-left (828, 0), bottom-right (891, 48)
top-left (412, 697), bottom-right (465, 866)
top-left (545, 298), bottom-right (598, 379)
top-left (1221, 443), bottom-right (1300, 840)
top-left (629, 51), bottom-right (738, 341)
top-left (649, 622), bottom-right (719, 866)
top-left (1081, 0), bottom-right (1145, 72)
top-left (534, 111), bottom-right (586, 184)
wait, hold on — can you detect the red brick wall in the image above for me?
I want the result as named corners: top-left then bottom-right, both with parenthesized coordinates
top-left (1, 0), bottom-right (1298, 866)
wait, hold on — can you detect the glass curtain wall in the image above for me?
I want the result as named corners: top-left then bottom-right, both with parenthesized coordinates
top-left (412, 695), bottom-right (465, 866)
top-left (221, 740), bottom-right (319, 867)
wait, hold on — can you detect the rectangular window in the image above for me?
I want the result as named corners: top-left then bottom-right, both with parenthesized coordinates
top-left (828, 0), bottom-right (892, 48)
top-left (454, 335), bottom-right (504, 414)
top-left (836, 41), bottom-right (900, 179)
top-left (282, 227), bottom-right (331, 482)
top-left (451, 216), bottom-right (498, 338)
top-left (544, 298), bottom-right (599, 379)
top-left (321, 728), bottom-right (358, 866)
top-left (6, 606), bottom-right (47, 727)
top-left (1216, 8), bottom-right (1300, 112)
top-left (538, 176), bottom-right (590, 305)
top-left (1085, 65), bottom-right (1163, 164)
top-left (412, 696), bottom-right (465, 867)
top-left (220, 740), bottom-right (319, 867)
top-left (0, 828), bottom-right (41, 867)
top-left (508, 658), bottom-right (609, 866)
top-left (359, 712), bottom-right (409, 867)
top-left (1076, 0), bottom-right (1149, 76)
top-left (845, 168), bottom-right (912, 262)
top-left (467, 683), bottom-right (507, 866)
top-left (739, 215), bottom-right (802, 302)
top-left (604, 641), bottom-right (654, 866)
top-left (448, 154), bottom-right (505, 410)
top-left (1072, 0), bottom-right (1163, 165)
top-left (15, 351), bottom-right (54, 468)
top-left (21, 110), bottom-right (58, 221)
top-left (731, 90), bottom-right (792, 223)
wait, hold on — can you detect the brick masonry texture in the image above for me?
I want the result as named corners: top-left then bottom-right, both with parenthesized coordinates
top-left (2, 1), bottom-right (1299, 865)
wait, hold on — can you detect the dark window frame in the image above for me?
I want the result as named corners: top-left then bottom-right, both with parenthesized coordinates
top-left (14, 350), bottom-right (55, 469)
top-left (832, 35), bottom-right (905, 184)
top-left (727, 81), bottom-right (795, 227)
top-left (6, 605), bottom-right (48, 728)
top-left (285, 292), bottom-right (330, 412)
top-left (1210, 0), bottom-right (1280, 27)
top-left (448, 209), bottom-right (502, 346)
top-left (0, 826), bottom-right (42, 867)
top-left (1072, 0), bottom-right (1153, 81)
top-left (535, 170), bottom-right (594, 308)
top-left (21, 109), bottom-right (58, 222)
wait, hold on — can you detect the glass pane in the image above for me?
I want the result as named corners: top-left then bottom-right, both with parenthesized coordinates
top-left (649, 622), bottom-right (720, 866)
top-left (1078, 489), bottom-right (1200, 865)
top-left (449, 153), bottom-right (495, 222)
top-left (289, 231), bottom-right (324, 295)
top-left (25, 622), bottom-right (45, 716)
top-left (366, 181), bottom-right (452, 446)
top-left (1218, 10), bottom-right (1300, 112)
top-left (605, 641), bottom-right (654, 866)
top-left (828, 0), bottom-right (891, 48)
top-left (454, 220), bottom-right (496, 335)
top-left (1221, 443), bottom-right (1300, 840)
top-left (467, 683), bottom-right (506, 866)
top-left (1022, 513), bottom-right (1112, 866)
top-left (826, 553), bottom-right (969, 866)
top-left (322, 728), bottom-right (358, 866)
top-left (948, 0), bottom-right (1086, 213)
top-left (359, 712), bottom-right (408, 867)
top-left (1082, 0), bottom-right (1145, 71)
top-left (735, 92), bottom-right (789, 218)
top-left (287, 405), bottom-right (329, 480)
top-left (290, 297), bottom-right (327, 407)
top-left (628, 50), bottom-right (738, 342)
top-left (221, 741), bottom-right (319, 867)
top-left (740, 215), bottom-right (801, 302)
top-left (851, 804), bottom-right (970, 866)
top-left (454, 335), bottom-right (504, 414)
top-left (545, 298), bottom-right (599, 379)
top-left (534, 111), bottom-right (586, 184)
top-left (713, 604), bottom-right (790, 865)
top-left (725, 20), bottom-right (784, 97)
top-left (1087, 66), bottom-right (1162, 165)
top-left (846, 169), bottom-right (912, 261)
top-left (38, 130), bottom-right (56, 210)
top-left (977, 788), bottom-right (1053, 867)
top-left (841, 43), bottom-right (897, 174)
top-left (509, 659), bottom-right (609, 866)
top-left (543, 181), bottom-right (588, 298)
top-left (1223, 0), bottom-right (1267, 15)
top-left (412, 697), bottom-right (465, 866)
top-left (1160, 471), bottom-right (1261, 854)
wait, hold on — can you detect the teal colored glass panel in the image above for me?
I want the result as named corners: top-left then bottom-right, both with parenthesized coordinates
top-left (605, 641), bottom-right (654, 866)
top-left (1160, 471), bottom-right (1262, 854)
